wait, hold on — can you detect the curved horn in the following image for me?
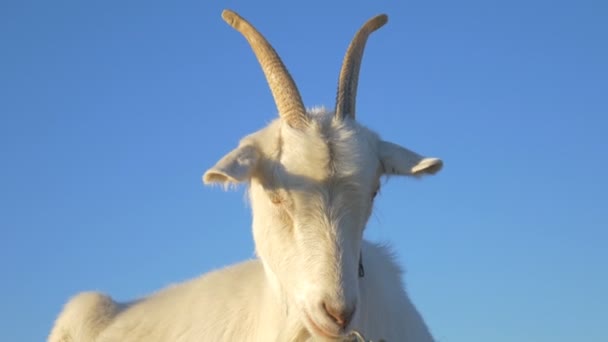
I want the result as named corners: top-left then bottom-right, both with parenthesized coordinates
top-left (222, 10), bottom-right (308, 129)
top-left (335, 14), bottom-right (388, 121)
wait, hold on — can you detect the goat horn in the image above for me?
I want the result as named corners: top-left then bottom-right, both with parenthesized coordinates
top-left (335, 14), bottom-right (388, 121)
top-left (222, 10), bottom-right (308, 129)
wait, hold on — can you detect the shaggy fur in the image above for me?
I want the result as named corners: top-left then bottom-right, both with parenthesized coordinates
top-left (49, 10), bottom-right (443, 342)
top-left (48, 243), bottom-right (433, 342)
top-left (49, 109), bottom-right (441, 342)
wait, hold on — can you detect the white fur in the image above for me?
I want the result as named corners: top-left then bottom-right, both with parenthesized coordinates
top-left (49, 18), bottom-right (443, 342)
top-left (48, 243), bottom-right (434, 342)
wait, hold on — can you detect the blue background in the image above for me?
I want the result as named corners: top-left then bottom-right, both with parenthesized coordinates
top-left (2, 1), bottom-right (606, 341)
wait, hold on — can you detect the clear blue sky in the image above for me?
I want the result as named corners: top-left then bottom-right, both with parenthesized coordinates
top-left (2, 1), bottom-right (606, 341)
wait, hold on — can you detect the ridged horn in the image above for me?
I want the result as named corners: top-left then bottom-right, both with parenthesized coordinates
top-left (222, 10), bottom-right (308, 129)
top-left (335, 14), bottom-right (388, 121)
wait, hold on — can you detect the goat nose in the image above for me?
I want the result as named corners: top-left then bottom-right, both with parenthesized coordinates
top-left (323, 302), bottom-right (355, 329)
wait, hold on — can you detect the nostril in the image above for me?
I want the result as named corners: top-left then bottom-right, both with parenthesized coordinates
top-left (322, 302), bottom-right (355, 329)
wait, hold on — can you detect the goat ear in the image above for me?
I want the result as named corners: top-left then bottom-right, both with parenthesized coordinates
top-left (379, 140), bottom-right (443, 176)
top-left (203, 145), bottom-right (259, 185)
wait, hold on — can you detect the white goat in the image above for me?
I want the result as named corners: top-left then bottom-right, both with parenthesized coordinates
top-left (49, 9), bottom-right (443, 342)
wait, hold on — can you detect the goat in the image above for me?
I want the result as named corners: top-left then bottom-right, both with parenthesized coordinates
top-left (48, 9), bottom-right (443, 342)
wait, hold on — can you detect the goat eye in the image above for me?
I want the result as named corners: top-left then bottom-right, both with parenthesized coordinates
top-left (269, 193), bottom-right (283, 205)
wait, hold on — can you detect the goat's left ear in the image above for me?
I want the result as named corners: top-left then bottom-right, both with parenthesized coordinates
top-left (203, 144), bottom-right (259, 186)
top-left (379, 140), bottom-right (443, 176)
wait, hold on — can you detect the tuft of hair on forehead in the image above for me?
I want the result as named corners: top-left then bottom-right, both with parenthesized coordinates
top-left (306, 106), bottom-right (333, 118)
top-left (267, 112), bottom-right (379, 201)
top-left (279, 121), bottom-right (332, 182)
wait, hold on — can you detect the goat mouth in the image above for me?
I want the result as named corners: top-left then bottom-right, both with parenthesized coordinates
top-left (304, 311), bottom-right (342, 339)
